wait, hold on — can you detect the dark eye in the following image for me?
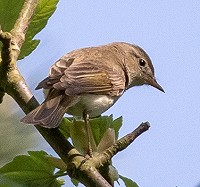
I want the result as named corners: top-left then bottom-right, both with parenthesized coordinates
top-left (139, 59), bottom-right (146, 66)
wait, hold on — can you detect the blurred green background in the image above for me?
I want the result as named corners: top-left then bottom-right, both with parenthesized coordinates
top-left (0, 95), bottom-right (49, 167)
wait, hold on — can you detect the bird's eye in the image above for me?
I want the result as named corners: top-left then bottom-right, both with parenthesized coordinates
top-left (139, 59), bottom-right (146, 67)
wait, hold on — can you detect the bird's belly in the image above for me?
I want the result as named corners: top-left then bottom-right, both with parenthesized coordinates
top-left (66, 94), bottom-right (119, 117)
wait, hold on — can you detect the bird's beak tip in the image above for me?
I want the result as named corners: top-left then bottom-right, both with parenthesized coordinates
top-left (149, 79), bottom-right (165, 93)
top-left (157, 85), bottom-right (165, 93)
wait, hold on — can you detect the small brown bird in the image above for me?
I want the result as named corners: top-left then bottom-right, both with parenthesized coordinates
top-left (21, 42), bottom-right (164, 128)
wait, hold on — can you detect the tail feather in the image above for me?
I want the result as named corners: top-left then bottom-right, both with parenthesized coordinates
top-left (21, 90), bottom-right (69, 128)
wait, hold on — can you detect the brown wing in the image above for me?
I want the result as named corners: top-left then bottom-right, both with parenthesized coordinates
top-left (36, 58), bottom-right (74, 90)
top-left (37, 58), bottom-right (126, 97)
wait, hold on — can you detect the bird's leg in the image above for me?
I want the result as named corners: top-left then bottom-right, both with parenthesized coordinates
top-left (83, 110), bottom-right (93, 157)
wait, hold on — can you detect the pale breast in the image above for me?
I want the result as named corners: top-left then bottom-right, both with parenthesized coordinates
top-left (66, 94), bottom-right (120, 117)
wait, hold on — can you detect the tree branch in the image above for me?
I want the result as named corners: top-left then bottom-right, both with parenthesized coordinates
top-left (71, 165), bottom-right (112, 187)
top-left (67, 122), bottom-right (150, 186)
top-left (91, 122), bottom-right (150, 168)
top-left (11, 0), bottom-right (39, 52)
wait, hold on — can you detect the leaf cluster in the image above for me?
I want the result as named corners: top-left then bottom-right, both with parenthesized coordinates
top-left (0, 116), bottom-right (139, 186)
top-left (0, 0), bottom-right (58, 59)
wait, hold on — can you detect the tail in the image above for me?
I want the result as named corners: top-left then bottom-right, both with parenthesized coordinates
top-left (21, 90), bottom-right (69, 128)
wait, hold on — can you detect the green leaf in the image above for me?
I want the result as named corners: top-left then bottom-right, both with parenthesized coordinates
top-left (0, 0), bottom-right (59, 59)
top-left (0, 151), bottom-right (63, 187)
top-left (59, 118), bottom-right (72, 139)
top-left (97, 128), bottom-right (115, 152)
top-left (0, 174), bottom-right (22, 187)
top-left (19, 0), bottom-right (59, 59)
top-left (90, 115), bottom-right (113, 146)
top-left (0, 0), bottom-right (24, 31)
top-left (110, 116), bottom-right (123, 140)
top-left (63, 116), bottom-right (123, 154)
top-left (119, 175), bottom-right (139, 187)
top-left (71, 178), bottom-right (79, 186)
top-left (45, 156), bottom-right (67, 171)
top-left (19, 39), bottom-right (40, 60)
top-left (70, 119), bottom-right (97, 155)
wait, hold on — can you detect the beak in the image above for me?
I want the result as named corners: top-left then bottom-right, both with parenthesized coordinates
top-left (149, 78), bottom-right (165, 93)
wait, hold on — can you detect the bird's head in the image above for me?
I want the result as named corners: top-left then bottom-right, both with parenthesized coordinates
top-left (114, 42), bottom-right (164, 92)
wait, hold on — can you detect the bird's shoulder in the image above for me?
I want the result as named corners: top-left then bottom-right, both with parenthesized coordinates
top-left (36, 50), bottom-right (127, 96)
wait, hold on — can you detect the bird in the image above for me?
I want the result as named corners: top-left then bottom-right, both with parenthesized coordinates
top-left (21, 42), bottom-right (164, 130)
top-left (21, 42), bottom-right (164, 156)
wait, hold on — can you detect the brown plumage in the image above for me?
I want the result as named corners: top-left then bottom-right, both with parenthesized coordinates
top-left (21, 42), bottom-right (164, 128)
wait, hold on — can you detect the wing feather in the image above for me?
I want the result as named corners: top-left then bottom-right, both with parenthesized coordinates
top-left (37, 59), bottom-right (126, 97)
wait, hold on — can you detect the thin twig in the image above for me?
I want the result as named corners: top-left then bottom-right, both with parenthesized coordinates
top-left (92, 122), bottom-right (150, 167)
